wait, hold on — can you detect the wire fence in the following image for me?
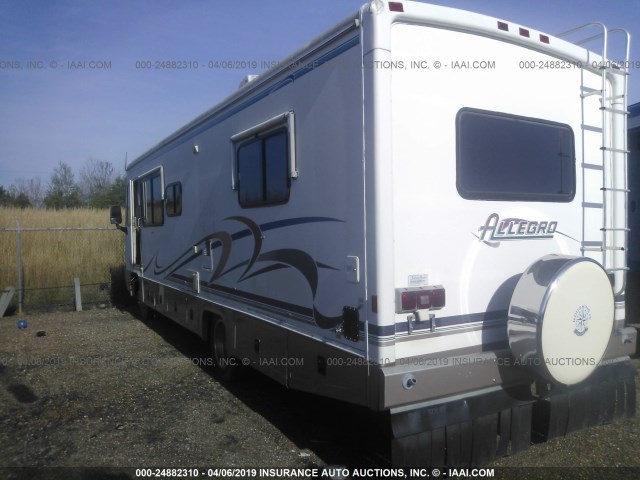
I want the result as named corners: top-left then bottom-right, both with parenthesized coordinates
top-left (0, 223), bottom-right (126, 314)
top-left (13, 282), bottom-right (112, 312)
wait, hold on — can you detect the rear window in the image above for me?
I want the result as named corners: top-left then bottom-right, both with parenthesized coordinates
top-left (456, 108), bottom-right (575, 202)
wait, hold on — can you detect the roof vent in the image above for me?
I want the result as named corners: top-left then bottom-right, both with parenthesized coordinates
top-left (239, 74), bottom-right (259, 89)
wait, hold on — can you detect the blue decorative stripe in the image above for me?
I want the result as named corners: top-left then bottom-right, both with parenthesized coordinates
top-left (368, 310), bottom-right (508, 337)
top-left (153, 216), bottom-right (343, 276)
top-left (166, 272), bottom-right (508, 339)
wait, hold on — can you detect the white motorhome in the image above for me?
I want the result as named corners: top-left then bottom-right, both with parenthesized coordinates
top-left (629, 102), bottom-right (640, 272)
top-left (111, 0), bottom-right (636, 467)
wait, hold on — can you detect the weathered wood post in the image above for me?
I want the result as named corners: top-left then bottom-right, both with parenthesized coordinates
top-left (74, 277), bottom-right (82, 311)
top-left (14, 217), bottom-right (23, 314)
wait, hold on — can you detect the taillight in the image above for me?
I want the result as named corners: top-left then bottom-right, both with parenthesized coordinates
top-left (396, 286), bottom-right (446, 313)
top-left (401, 291), bottom-right (416, 310)
top-left (428, 288), bottom-right (446, 308)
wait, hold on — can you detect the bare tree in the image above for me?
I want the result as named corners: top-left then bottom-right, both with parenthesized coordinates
top-left (44, 161), bottom-right (82, 209)
top-left (79, 158), bottom-right (115, 204)
top-left (9, 177), bottom-right (45, 208)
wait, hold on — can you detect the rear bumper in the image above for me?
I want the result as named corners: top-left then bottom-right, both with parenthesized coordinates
top-left (378, 326), bottom-right (636, 410)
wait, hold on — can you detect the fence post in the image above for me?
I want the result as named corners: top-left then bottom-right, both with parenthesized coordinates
top-left (74, 277), bottom-right (82, 311)
top-left (14, 217), bottom-right (23, 314)
top-left (0, 287), bottom-right (15, 318)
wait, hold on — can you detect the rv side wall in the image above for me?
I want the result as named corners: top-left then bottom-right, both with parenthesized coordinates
top-left (124, 26), bottom-right (375, 404)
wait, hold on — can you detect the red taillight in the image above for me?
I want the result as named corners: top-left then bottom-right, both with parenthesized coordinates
top-left (429, 288), bottom-right (446, 308)
top-left (401, 291), bottom-right (416, 310)
top-left (397, 286), bottom-right (445, 313)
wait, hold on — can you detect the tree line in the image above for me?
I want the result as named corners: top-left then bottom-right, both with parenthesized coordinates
top-left (0, 159), bottom-right (126, 209)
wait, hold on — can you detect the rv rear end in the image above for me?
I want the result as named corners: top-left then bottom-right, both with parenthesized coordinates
top-left (360, 1), bottom-right (636, 466)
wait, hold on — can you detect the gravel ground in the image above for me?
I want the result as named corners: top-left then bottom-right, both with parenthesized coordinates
top-left (0, 307), bottom-right (638, 479)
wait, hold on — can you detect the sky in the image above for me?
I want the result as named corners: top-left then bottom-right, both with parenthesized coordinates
top-left (1, 0), bottom-right (639, 189)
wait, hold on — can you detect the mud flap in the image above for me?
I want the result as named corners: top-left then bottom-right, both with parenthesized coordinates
top-left (533, 360), bottom-right (636, 440)
top-left (390, 386), bottom-right (533, 468)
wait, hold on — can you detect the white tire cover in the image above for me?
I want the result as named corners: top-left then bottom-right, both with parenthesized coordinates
top-left (507, 255), bottom-right (614, 386)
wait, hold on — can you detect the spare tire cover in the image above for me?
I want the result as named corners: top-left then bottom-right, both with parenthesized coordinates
top-left (508, 255), bottom-right (614, 385)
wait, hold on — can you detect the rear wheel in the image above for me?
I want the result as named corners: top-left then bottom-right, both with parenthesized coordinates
top-left (210, 321), bottom-right (237, 382)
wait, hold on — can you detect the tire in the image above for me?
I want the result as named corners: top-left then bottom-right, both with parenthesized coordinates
top-left (210, 321), bottom-right (237, 382)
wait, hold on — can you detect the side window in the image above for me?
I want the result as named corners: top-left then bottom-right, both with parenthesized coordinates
top-left (264, 133), bottom-right (289, 202)
top-left (165, 182), bottom-right (182, 217)
top-left (141, 171), bottom-right (163, 226)
top-left (232, 111), bottom-right (296, 208)
top-left (237, 129), bottom-right (290, 208)
top-left (237, 140), bottom-right (265, 207)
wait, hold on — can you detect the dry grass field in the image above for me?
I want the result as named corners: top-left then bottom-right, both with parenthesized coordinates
top-left (0, 207), bottom-right (124, 310)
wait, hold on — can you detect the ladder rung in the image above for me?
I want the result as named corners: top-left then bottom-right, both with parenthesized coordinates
top-left (582, 162), bottom-right (603, 171)
top-left (605, 94), bottom-right (626, 101)
top-left (581, 246), bottom-right (625, 252)
top-left (601, 187), bottom-right (631, 193)
top-left (582, 124), bottom-right (602, 133)
top-left (581, 88), bottom-right (602, 98)
top-left (606, 267), bottom-right (630, 272)
top-left (582, 202), bottom-right (604, 208)
top-left (600, 107), bottom-right (629, 115)
top-left (601, 227), bottom-right (630, 232)
top-left (582, 241), bottom-right (602, 247)
top-left (600, 147), bottom-right (630, 154)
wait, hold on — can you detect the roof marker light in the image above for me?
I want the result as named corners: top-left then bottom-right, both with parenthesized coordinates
top-left (388, 2), bottom-right (404, 12)
top-left (540, 34), bottom-right (550, 44)
top-left (497, 21), bottom-right (509, 32)
top-left (519, 28), bottom-right (530, 38)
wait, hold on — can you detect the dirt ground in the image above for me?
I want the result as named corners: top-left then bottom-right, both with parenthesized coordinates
top-left (0, 306), bottom-right (638, 480)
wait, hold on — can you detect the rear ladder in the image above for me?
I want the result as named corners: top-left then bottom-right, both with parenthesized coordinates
top-left (558, 23), bottom-right (631, 295)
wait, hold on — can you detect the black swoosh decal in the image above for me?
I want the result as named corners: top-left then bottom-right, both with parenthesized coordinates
top-left (257, 249), bottom-right (318, 296)
top-left (226, 216), bottom-right (263, 280)
top-left (209, 232), bottom-right (232, 282)
top-left (313, 306), bottom-right (342, 329)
